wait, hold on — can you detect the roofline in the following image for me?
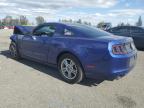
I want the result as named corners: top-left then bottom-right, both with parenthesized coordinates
top-left (42, 22), bottom-right (90, 27)
top-left (112, 25), bottom-right (144, 29)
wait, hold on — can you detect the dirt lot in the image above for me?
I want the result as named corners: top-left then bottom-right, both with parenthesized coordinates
top-left (0, 29), bottom-right (144, 108)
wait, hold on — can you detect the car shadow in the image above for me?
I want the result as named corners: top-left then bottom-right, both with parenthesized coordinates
top-left (138, 49), bottom-right (144, 51)
top-left (0, 50), bottom-right (104, 87)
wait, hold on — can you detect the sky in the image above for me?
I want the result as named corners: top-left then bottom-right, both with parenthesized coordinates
top-left (0, 0), bottom-right (144, 26)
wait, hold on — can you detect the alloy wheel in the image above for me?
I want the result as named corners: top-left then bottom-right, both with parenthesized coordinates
top-left (61, 58), bottom-right (78, 80)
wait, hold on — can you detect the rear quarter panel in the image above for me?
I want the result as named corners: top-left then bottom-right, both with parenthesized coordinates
top-left (47, 37), bottom-right (108, 70)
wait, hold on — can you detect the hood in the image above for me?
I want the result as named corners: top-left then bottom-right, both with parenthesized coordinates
top-left (14, 26), bottom-right (35, 35)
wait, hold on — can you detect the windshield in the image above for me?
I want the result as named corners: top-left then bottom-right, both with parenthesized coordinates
top-left (70, 24), bottom-right (111, 38)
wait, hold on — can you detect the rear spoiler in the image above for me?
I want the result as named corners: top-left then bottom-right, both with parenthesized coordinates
top-left (13, 26), bottom-right (35, 35)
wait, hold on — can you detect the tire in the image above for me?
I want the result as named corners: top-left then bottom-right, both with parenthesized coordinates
top-left (58, 54), bottom-right (84, 84)
top-left (9, 41), bottom-right (21, 60)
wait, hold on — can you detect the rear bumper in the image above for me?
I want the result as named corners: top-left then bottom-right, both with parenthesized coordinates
top-left (84, 51), bottom-right (137, 80)
top-left (106, 64), bottom-right (135, 80)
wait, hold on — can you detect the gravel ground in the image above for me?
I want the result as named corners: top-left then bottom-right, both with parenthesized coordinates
top-left (0, 29), bottom-right (144, 108)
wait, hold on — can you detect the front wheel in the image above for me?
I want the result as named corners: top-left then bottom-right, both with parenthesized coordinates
top-left (58, 54), bottom-right (84, 84)
top-left (9, 42), bottom-right (21, 60)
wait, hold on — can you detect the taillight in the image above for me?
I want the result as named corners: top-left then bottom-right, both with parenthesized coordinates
top-left (112, 42), bottom-right (134, 55)
top-left (112, 44), bottom-right (126, 54)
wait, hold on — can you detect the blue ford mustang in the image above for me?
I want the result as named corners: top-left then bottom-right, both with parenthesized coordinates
top-left (9, 22), bottom-right (137, 84)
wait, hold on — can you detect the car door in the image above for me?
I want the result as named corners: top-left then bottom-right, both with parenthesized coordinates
top-left (21, 24), bottom-right (56, 62)
top-left (130, 27), bottom-right (144, 49)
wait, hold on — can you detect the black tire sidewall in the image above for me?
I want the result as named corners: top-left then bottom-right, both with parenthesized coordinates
top-left (58, 54), bottom-right (84, 84)
top-left (9, 42), bottom-right (20, 59)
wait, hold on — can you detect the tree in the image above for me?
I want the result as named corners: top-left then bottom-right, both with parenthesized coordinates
top-left (2, 16), bottom-right (13, 26)
top-left (12, 18), bottom-right (20, 26)
top-left (88, 22), bottom-right (91, 26)
top-left (20, 15), bottom-right (28, 25)
top-left (97, 21), bottom-right (105, 28)
top-left (36, 16), bottom-right (45, 25)
top-left (136, 16), bottom-right (142, 26)
top-left (126, 23), bottom-right (130, 26)
top-left (83, 21), bottom-right (88, 25)
top-left (58, 19), bottom-right (61, 22)
top-left (117, 22), bottom-right (125, 27)
top-left (69, 19), bottom-right (72, 23)
top-left (76, 19), bottom-right (82, 24)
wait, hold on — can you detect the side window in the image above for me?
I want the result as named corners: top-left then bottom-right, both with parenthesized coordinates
top-left (110, 28), bottom-right (117, 32)
top-left (117, 28), bottom-right (128, 32)
top-left (34, 25), bottom-right (56, 36)
top-left (64, 29), bottom-right (74, 36)
top-left (131, 27), bottom-right (143, 33)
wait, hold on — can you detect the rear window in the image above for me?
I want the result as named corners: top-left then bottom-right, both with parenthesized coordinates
top-left (71, 25), bottom-right (111, 38)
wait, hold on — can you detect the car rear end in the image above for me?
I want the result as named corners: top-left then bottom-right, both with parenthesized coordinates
top-left (84, 36), bottom-right (137, 80)
top-left (106, 37), bottom-right (137, 79)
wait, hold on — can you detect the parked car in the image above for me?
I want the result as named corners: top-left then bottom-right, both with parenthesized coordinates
top-left (7, 26), bottom-right (14, 29)
top-left (0, 26), bottom-right (4, 29)
top-left (9, 23), bottom-right (137, 84)
top-left (107, 26), bottom-right (144, 50)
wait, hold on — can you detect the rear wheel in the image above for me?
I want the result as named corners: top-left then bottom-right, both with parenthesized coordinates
top-left (9, 42), bottom-right (21, 60)
top-left (58, 54), bottom-right (84, 84)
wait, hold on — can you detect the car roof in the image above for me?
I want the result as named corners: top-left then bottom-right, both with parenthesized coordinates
top-left (42, 22), bottom-right (89, 28)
